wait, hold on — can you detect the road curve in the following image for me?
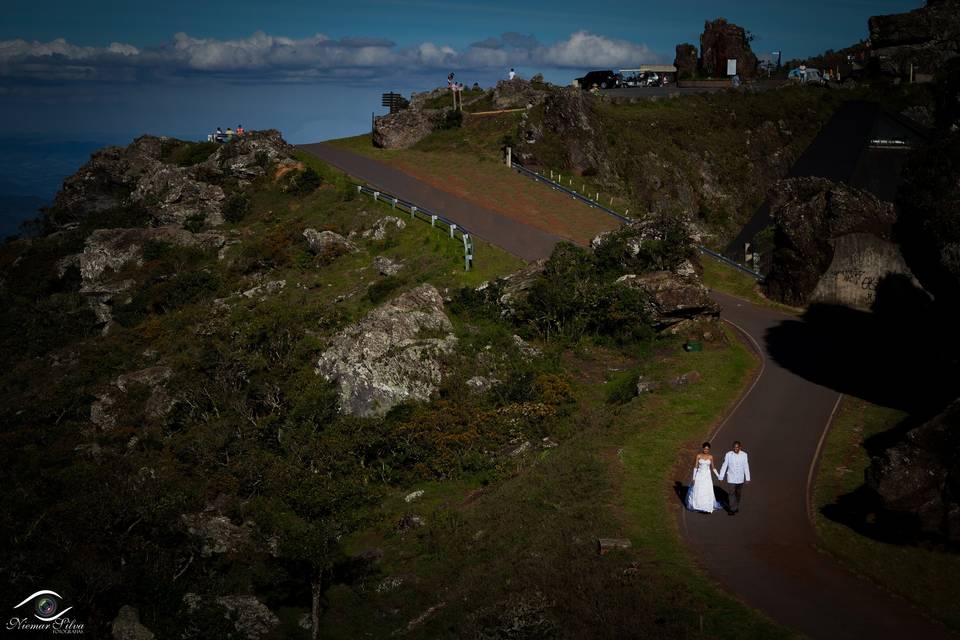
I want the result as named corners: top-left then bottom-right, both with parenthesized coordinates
top-left (297, 143), bottom-right (563, 261)
top-left (684, 291), bottom-right (953, 639)
top-left (300, 143), bottom-right (951, 637)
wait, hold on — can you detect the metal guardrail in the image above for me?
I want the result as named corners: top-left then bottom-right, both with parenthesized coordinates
top-left (511, 162), bottom-right (632, 224)
top-left (511, 160), bottom-right (764, 281)
top-left (356, 184), bottom-right (474, 270)
top-left (698, 246), bottom-right (764, 281)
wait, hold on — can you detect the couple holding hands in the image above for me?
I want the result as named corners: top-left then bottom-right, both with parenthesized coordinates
top-left (686, 440), bottom-right (750, 515)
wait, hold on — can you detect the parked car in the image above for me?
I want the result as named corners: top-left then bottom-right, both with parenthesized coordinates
top-left (788, 67), bottom-right (825, 84)
top-left (575, 70), bottom-right (621, 90)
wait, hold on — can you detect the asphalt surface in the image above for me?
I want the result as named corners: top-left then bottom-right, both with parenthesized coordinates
top-left (685, 291), bottom-right (953, 639)
top-left (297, 142), bottom-right (563, 261)
top-left (300, 139), bottom-right (953, 638)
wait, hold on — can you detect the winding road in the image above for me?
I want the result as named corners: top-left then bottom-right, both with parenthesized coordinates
top-left (685, 292), bottom-right (952, 639)
top-left (300, 142), bottom-right (953, 638)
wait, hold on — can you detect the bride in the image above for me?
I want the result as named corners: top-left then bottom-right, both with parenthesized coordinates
top-left (686, 441), bottom-right (721, 513)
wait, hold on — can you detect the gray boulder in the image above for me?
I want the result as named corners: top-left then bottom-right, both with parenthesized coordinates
top-left (518, 88), bottom-right (610, 175)
top-left (362, 216), bottom-right (406, 241)
top-left (202, 129), bottom-right (296, 179)
top-left (303, 228), bottom-right (357, 255)
top-left (111, 605), bottom-right (155, 640)
top-left (181, 511), bottom-right (254, 557)
top-left (616, 271), bottom-right (720, 331)
top-left (867, 398), bottom-right (960, 543)
top-left (869, 0), bottom-right (960, 76)
top-left (373, 255), bottom-right (404, 276)
top-left (183, 594), bottom-right (280, 640)
top-left (130, 164), bottom-right (225, 226)
top-left (373, 108), bottom-right (445, 149)
top-left (316, 284), bottom-right (458, 417)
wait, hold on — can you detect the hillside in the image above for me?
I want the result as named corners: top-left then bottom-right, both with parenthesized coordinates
top-left (0, 130), bottom-right (782, 638)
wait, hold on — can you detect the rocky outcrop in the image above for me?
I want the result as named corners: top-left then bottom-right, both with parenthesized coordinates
top-left (518, 88), bottom-right (610, 175)
top-left (616, 271), bottom-right (720, 332)
top-left (868, 0), bottom-right (960, 76)
top-left (77, 227), bottom-right (225, 324)
top-left (763, 177), bottom-right (924, 308)
top-left (362, 216), bottom-right (407, 241)
top-left (46, 131), bottom-right (295, 230)
top-left (111, 606), bottom-right (155, 640)
top-left (374, 255), bottom-right (404, 276)
top-left (674, 43), bottom-right (699, 79)
top-left (700, 18), bottom-right (758, 78)
top-left (867, 398), bottom-right (960, 543)
top-left (303, 228), bottom-right (357, 255)
top-left (183, 594), bottom-right (280, 640)
top-left (181, 511), bottom-right (254, 557)
top-left (316, 284), bottom-right (458, 417)
top-left (90, 366), bottom-right (175, 430)
top-left (493, 78), bottom-right (548, 109)
top-left (476, 259), bottom-right (546, 317)
top-left (373, 108), bottom-right (446, 149)
top-left (202, 129), bottom-right (296, 179)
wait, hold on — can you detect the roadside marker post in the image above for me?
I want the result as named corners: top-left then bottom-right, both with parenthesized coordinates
top-left (449, 223), bottom-right (456, 238)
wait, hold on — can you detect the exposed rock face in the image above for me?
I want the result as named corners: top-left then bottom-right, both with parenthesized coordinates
top-left (700, 18), bottom-right (758, 79)
top-left (183, 594), bottom-right (280, 640)
top-left (763, 177), bottom-right (923, 308)
top-left (303, 228), bottom-right (357, 255)
top-left (316, 284), bottom-right (458, 417)
top-left (493, 78), bottom-right (548, 109)
top-left (373, 108), bottom-right (445, 149)
top-left (362, 216), bottom-right (406, 240)
top-left (518, 88), bottom-right (609, 175)
top-left (90, 366), bottom-right (175, 430)
top-left (181, 511), bottom-right (254, 557)
top-left (867, 398), bottom-right (960, 543)
top-left (130, 163), bottom-right (225, 226)
top-left (674, 43), bottom-right (699, 79)
top-left (47, 131), bottom-right (295, 230)
top-left (203, 129), bottom-right (296, 178)
top-left (111, 605), bottom-right (155, 640)
top-left (78, 227), bottom-right (225, 324)
top-left (477, 259), bottom-right (546, 317)
top-left (616, 272), bottom-right (720, 331)
top-left (374, 255), bottom-right (404, 276)
top-left (869, 0), bottom-right (960, 76)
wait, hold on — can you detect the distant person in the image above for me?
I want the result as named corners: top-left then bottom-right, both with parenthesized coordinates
top-left (472, 82), bottom-right (480, 90)
top-left (447, 72), bottom-right (455, 89)
top-left (215, 127), bottom-right (225, 142)
top-left (731, 73), bottom-right (741, 88)
top-left (237, 124), bottom-right (244, 136)
top-left (508, 68), bottom-right (516, 80)
top-left (226, 127), bottom-right (234, 137)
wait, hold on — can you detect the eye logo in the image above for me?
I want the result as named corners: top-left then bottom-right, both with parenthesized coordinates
top-left (13, 590), bottom-right (73, 622)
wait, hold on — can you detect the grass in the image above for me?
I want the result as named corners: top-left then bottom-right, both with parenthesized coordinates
top-left (314, 327), bottom-right (789, 638)
top-left (813, 396), bottom-right (960, 631)
top-left (698, 255), bottom-right (801, 314)
top-left (327, 118), bottom-right (622, 246)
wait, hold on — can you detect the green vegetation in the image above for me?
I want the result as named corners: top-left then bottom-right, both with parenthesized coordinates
top-left (698, 254), bottom-right (800, 313)
top-left (813, 396), bottom-right (960, 631)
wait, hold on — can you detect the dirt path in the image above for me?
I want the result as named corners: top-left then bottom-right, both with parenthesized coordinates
top-left (298, 143), bottom-right (564, 261)
top-left (682, 291), bottom-right (953, 639)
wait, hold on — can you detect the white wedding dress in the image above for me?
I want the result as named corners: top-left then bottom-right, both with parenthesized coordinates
top-left (686, 458), bottom-right (720, 513)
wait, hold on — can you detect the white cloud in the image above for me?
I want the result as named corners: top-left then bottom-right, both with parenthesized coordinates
top-left (0, 30), bottom-right (659, 83)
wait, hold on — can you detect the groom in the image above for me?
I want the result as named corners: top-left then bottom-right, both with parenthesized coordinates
top-left (719, 440), bottom-right (750, 515)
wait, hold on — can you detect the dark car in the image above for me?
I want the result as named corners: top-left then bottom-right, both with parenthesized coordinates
top-left (575, 70), bottom-right (620, 90)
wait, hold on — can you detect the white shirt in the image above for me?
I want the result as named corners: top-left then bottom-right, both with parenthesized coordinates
top-left (508, 70), bottom-right (516, 80)
top-left (719, 450), bottom-right (750, 484)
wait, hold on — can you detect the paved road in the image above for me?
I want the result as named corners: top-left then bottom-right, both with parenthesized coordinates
top-left (300, 141), bottom-right (953, 637)
top-left (683, 291), bottom-right (953, 639)
top-left (297, 143), bottom-right (563, 261)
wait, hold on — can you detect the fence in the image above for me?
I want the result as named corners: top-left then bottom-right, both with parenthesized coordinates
top-left (510, 159), bottom-right (764, 281)
top-left (355, 184), bottom-right (474, 271)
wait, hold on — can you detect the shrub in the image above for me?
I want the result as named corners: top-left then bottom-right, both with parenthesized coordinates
top-left (605, 369), bottom-right (640, 405)
top-left (286, 168), bottom-right (322, 195)
top-left (440, 110), bottom-right (464, 130)
top-left (182, 214), bottom-right (205, 233)
top-left (366, 276), bottom-right (404, 304)
top-left (223, 193), bottom-right (250, 224)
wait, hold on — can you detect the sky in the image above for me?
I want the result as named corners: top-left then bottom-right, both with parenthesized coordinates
top-left (0, 0), bottom-right (923, 145)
